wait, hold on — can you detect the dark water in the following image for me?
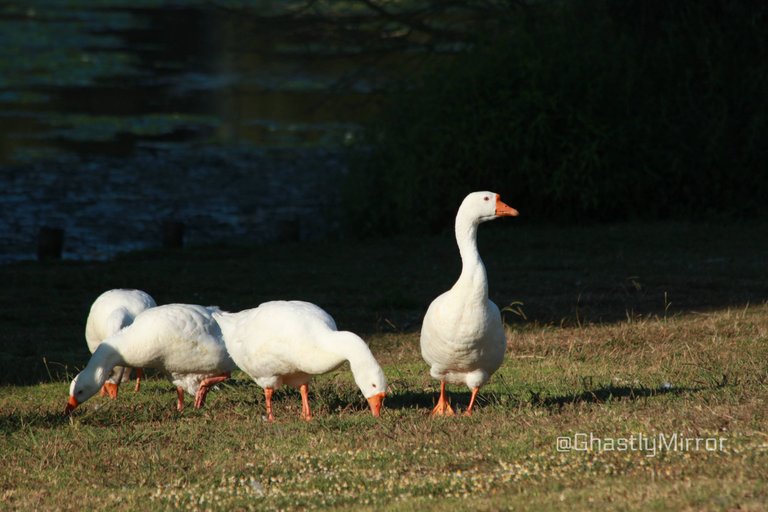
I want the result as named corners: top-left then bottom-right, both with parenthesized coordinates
top-left (0, 2), bottom-right (422, 262)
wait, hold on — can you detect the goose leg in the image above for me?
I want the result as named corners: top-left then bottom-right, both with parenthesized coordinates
top-left (194, 373), bottom-right (230, 409)
top-left (431, 380), bottom-right (455, 416)
top-left (264, 387), bottom-right (275, 422)
top-left (299, 383), bottom-right (312, 421)
top-left (464, 387), bottom-right (479, 416)
top-left (101, 367), bottom-right (124, 399)
top-left (102, 382), bottom-right (119, 399)
top-left (134, 368), bottom-right (144, 392)
top-left (176, 386), bottom-right (185, 412)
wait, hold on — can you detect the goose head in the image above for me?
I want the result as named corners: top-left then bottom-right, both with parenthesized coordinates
top-left (353, 363), bottom-right (388, 417)
top-left (64, 368), bottom-right (106, 415)
top-left (458, 191), bottom-right (519, 224)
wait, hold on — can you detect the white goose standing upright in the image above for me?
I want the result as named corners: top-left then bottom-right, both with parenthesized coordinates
top-left (420, 191), bottom-right (519, 416)
top-left (215, 301), bottom-right (387, 421)
top-left (66, 304), bottom-right (234, 414)
top-left (84, 289), bottom-right (157, 398)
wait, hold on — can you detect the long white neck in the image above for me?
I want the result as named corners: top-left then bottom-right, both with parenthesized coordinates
top-left (453, 212), bottom-right (488, 303)
top-left (319, 331), bottom-right (373, 369)
top-left (76, 341), bottom-right (125, 400)
top-left (320, 331), bottom-right (385, 397)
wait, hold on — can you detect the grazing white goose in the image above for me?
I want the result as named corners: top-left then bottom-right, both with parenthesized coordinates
top-left (420, 191), bottom-right (519, 416)
top-left (65, 304), bottom-right (234, 414)
top-left (215, 301), bottom-right (387, 421)
top-left (84, 289), bottom-right (156, 398)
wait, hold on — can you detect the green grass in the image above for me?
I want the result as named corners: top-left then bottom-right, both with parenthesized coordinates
top-left (1, 222), bottom-right (767, 510)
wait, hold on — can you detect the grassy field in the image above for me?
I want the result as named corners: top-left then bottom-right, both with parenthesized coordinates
top-left (1, 222), bottom-right (767, 510)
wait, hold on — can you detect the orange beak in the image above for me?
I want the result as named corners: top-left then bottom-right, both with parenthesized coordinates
top-left (366, 392), bottom-right (386, 417)
top-left (495, 195), bottom-right (519, 217)
top-left (64, 395), bottom-right (79, 415)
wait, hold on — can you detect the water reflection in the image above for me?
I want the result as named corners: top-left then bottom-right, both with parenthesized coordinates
top-left (0, 3), bottom-right (416, 262)
top-left (0, 3), bottom-right (392, 160)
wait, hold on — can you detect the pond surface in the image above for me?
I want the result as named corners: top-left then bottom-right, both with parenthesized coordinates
top-left (0, 2), bottom-right (429, 262)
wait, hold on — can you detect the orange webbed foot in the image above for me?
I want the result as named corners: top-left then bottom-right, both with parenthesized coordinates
top-left (431, 401), bottom-right (455, 416)
top-left (430, 381), bottom-right (455, 416)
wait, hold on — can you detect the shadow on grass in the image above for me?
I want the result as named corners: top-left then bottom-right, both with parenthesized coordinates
top-left (306, 388), bottom-right (440, 416)
top-left (0, 382), bottom-right (717, 434)
top-left (534, 383), bottom-right (703, 410)
top-left (382, 389), bottom-right (490, 413)
top-left (383, 390), bottom-right (437, 410)
top-left (0, 411), bottom-right (69, 433)
top-left (374, 382), bottom-right (710, 414)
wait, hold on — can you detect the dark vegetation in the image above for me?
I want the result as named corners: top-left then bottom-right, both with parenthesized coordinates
top-left (342, 0), bottom-right (768, 235)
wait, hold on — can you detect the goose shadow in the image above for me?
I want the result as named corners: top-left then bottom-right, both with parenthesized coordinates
top-left (302, 389), bottom-right (441, 415)
top-left (532, 383), bottom-right (705, 410)
top-left (382, 390), bottom-right (441, 410)
top-left (376, 383), bottom-right (707, 414)
top-left (0, 411), bottom-right (70, 434)
top-left (379, 389), bottom-right (481, 413)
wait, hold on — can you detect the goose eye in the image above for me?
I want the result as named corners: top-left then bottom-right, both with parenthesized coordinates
top-left (372, 383), bottom-right (377, 388)
top-left (484, 196), bottom-right (490, 201)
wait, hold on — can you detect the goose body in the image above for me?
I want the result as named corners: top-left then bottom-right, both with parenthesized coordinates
top-left (215, 301), bottom-right (387, 420)
top-left (66, 304), bottom-right (234, 413)
top-left (84, 288), bottom-right (156, 397)
top-left (421, 286), bottom-right (507, 389)
top-left (420, 191), bottom-right (518, 415)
